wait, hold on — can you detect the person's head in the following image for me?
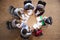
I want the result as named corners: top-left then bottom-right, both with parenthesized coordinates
top-left (24, 0), bottom-right (32, 5)
top-left (22, 29), bottom-right (27, 35)
top-left (45, 17), bottom-right (52, 25)
top-left (38, 0), bottom-right (46, 7)
top-left (37, 4), bottom-right (44, 10)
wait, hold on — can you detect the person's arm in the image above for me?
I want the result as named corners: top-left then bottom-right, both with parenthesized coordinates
top-left (11, 19), bottom-right (17, 27)
top-left (24, 0), bottom-right (32, 5)
top-left (16, 24), bottom-right (22, 28)
top-left (26, 31), bottom-right (32, 36)
top-left (20, 22), bottom-right (23, 27)
top-left (26, 26), bottom-right (32, 36)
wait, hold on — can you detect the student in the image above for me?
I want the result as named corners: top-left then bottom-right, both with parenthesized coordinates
top-left (33, 29), bottom-right (43, 36)
top-left (33, 16), bottom-right (45, 30)
top-left (32, 20), bottom-right (43, 37)
top-left (9, 6), bottom-right (20, 19)
top-left (36, 16), bottom-right (45, 26)
top-left (9, 5), bottom-right (29, 23)
top-left (20, 22), bottom-right (32, 40)
top-left (35, 16), bottom-right (52, 28)
top-left (38, 0), bottom-right (46, 7)
top-left (9, 6), bottom-right (24, 20)
top-left (6, 19), bottom-right (21, 30)
top-left (24, 0), bottom-right (34, 16)
top-left (32, 16), bottom-right (52, 36)
top-left (34, 0), bottom-right (46, 16)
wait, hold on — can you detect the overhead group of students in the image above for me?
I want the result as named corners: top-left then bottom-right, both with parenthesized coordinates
top-left (6, 0), bottom-right (52, 40)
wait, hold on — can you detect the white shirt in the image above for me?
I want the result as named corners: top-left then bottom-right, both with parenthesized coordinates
top-left (20, 22), bottom-right (31, 37)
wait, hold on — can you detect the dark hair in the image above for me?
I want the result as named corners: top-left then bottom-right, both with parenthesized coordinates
top-left (9, 5), bottom-right (16, 14)
top-left (9, 6), bottom-right (14, 10)
top-left (24, 0), bottom-right (32, 5)
top-left (22, 29), bottom-right (27, 35)
top-left (38, 1), bottom-right (46, 6)
top-left (28, 5), bottom-right (34, 10)
top-left (45, 17), bottom-right (52, 25)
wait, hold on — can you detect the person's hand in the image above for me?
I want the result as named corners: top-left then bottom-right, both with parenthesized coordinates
top-left (30, 26), bottom-right (35, 32)
top-left (16, 24), bottom-right (21, 28)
